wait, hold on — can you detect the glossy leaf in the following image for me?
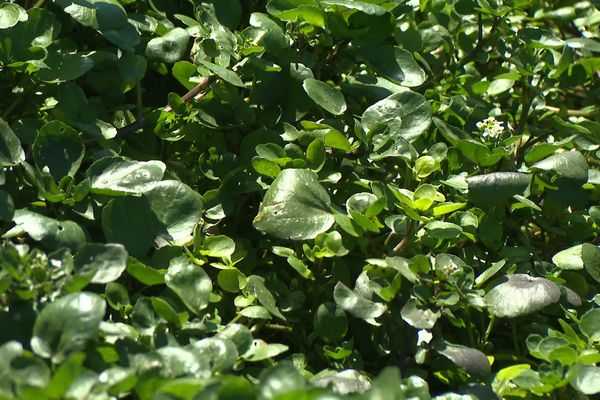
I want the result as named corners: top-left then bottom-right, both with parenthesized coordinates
top-left (144, 180), bottom-right (204, 244)
top-left (88, 157), bottom-right (166, 195)
top-left (31, 292), bottom-right (105, 363)
top-left (165, 258), bottom-right (212, 314)
top-left (467, 172), bottom-right (531, 207)
top-left (254, 169), bottom-right (334, 240)
top-left (484, 274), bottom-right (561, 318)
top-left (32, 121), bottom-right (84, 179)
top-left (303, 78), bottom-right (347, 115)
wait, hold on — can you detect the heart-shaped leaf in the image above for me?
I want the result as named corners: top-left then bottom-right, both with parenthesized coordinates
top-left (144, 180), bottom-right (203, 244)
top-left (484, 274), bottom-right (560, 318)
top-left (31, 292), bottom-right (105, 363)
top-left (254, 168), bottom-right (334, 240)
top-left (165, 258), bottom-right (212, 314)
top-left (33, 121), bottom-right (84, 180)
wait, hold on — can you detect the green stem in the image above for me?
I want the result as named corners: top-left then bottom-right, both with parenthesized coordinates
top-left (464, 307), bottom-right (476, 347)
top-left (484, 315), bottom-right (495, 343)
top-left (511, 320), bottom-right (521, 356)
top-left (226, 313), bottom-right (244, 326)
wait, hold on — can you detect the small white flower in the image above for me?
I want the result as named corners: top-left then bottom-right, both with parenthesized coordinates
top-left (476, 116), bottom-right (505, 139)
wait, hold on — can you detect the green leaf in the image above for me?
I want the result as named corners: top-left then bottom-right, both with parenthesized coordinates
top-left (425, 221), bottom-right (463, 239)
top-left (314, 302), bottom-right (348, 342)
top-left (358, 46), bottom-right (426, 87)
top-left (32, 121), bottom-right (84, 180)
top-left (362, 91), bottom-right (432, 143)
top-left (0, 118), bottom-right (25, 166)
top-left (242, 341), bottom-right (289, 362)
top-left (6, 209), bottom-right (86, 251)
top-left (74, 243), bottom-right (128, 284)
top-left (0, 190), bottom-right (15, 221)
top-left (467, 172), bottom-right (531, 207)
top-left (146, 27), bottom-right (190, 64)
top-left (400, 298), bottom-right (440, 329)
top-left (254, 169), bottom-right (334, 240)
top-left (571, 366), bottom-right (600, 395)
top-left (201, 235), bottom-right (236, 258)
top-left (172, 61), bottom-right (199, 90)
top-left (266, 0), bottom-right (324, 27)
top-left (484, 274), bottom-right (560, 318)
top-left (198, 60), bottom-right (245, 87)
top-left (193, 337), bottom-right (238, 373)
top-left (435, 342), bottom-right (491, 377)
top-left (88, 157), bottom-right (166, 195)
top-left (333, 282), bottom-right (386, 324)
top-left (127, 257), bottom-right (165, 286)
top-left (165, 258), bottom-right (212, 314)
top-left (580, 309), bottom-right (600, 342)
top-left (37, 51), bottom-right (94, 83)
top-left (217, 324), bottom-right (254, 355)
top-left (583, 245), bottom-right (600, 283)
top-left (487, 78), bottom-right (515, 95)
top-left (302, 78), bottom-right (347, 115)
top-left (252, 157), bottom-right (281, 178)
top-left (102, 197), bottom-right (159, 257)
top-left (247, 275), bottom-right (286, 320)
top-left (0, 3), bottom-right (27, 29)
top-left (321, 0), bottom-right (388, 16)
top-left (144, 180), bottom-right (204, 244)
top-left (30, 292), bottom-right (105, 363)
top-left (240, 305), bottom-right (272, 319)
top-left (456, 140), bottom-right (506, 166)
top-left (54, 0), bottom-right (139, 51)
top-left (306, 138), bottom-right (326, 171)
top-left (531, 151), bottom-right (588, 183)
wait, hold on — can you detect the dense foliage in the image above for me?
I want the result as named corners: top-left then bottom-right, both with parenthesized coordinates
top-left (1, 0), bottom-right (600, 398)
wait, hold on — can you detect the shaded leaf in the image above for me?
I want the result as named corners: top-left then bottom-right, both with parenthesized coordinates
top-left (165, 258), bottom-right (212, 314)
top-left (31, 292), bottom-right (105, 363)
top-left (303, 78), bottom-right (347, 115)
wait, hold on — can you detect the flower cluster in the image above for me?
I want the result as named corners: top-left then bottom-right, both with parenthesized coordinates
top-left (476, 116), bottom-right (505, 139)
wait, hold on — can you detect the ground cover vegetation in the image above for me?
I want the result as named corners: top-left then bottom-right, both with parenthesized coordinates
top-left (0, 0), bottom-right (599, 398)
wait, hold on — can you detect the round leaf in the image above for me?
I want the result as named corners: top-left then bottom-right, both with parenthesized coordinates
top-left (303, 78), bottom-right (347, 115)
top-left (484, 274), bottom-right (560, 318)
top-left (436, 342), bottom-right (491, 377)
top-left (165, 258), bottom-right (212, 314)
top-left (571, 366), bottom-right (600, 395)
top-left (400, 298), bottom-right (440, 329)
top-left (33, 121), bottom-right (85, 180)
top-left (0, 3), bottom-right (27, 29)
top-left (253, 169), bottom-right (334, 240)
top-left (146, 28), bottom-right (190, 64)
top-left (580, 309), bottom-right (600, 342)
top-left (88, 157), bottom-right (166, 195)
top-left (467, 172), bottom-right (531, 208)
top-left (144, 180), bottom-right (204, 244)
top-left (314, 302), bottom-right (348, 342)
top-left (31, 292), bottom-right (106, 363)
top-left (74, 243), bottom-right (128, 284)
top-left (333, 282), bottom-right (386, 324)
top-left (102, 197), bottom-right (159, 257)
top-left (531, 151), bottom-right (588, 183)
